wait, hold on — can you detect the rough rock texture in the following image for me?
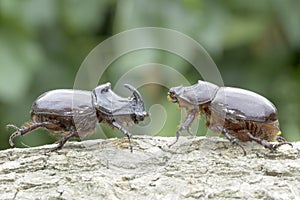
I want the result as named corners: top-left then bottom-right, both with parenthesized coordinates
top-left (0, 136), bottom-right (299, 200)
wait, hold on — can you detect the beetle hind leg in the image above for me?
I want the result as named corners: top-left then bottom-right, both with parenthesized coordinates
top-left (276, 135), bottom-right (286, 142)
top-left (7, 122), bottom-right (53, 147)
top-left (271, 142), bottom-right (293, 150)
top-left (274, 135), bottom-right (293, 148)
top-left (6, 124), bottom-right (22, 146)
top-left (246, 132), bottom-right (292, 151)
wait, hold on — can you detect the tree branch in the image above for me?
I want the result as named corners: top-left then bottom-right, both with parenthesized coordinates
top-left (0, 136), bottom-right (299, 199)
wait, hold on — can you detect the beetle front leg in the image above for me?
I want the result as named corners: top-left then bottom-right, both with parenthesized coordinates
top-left (7, 122), bottom-right (53, 147)
top-left (111, 121), bottom-right (133, 152)
top-left (169, 109), bottom-right (198, 147)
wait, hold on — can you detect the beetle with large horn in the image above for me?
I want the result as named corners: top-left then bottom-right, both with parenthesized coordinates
top-left (7, 82), bottom-right (148, 152)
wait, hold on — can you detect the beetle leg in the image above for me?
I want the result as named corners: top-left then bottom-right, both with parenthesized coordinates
top-left (52, 131), bottom-right (76, 151)
top-left (7, 122), bottom-right (53, 147)
top-left (111, 121), bottom-right (133, 152)
top-left (271, 142), bottom-right (293, 149)
top-left (187, 127), bottom-right (193, 136)
top-left (275, 135), bottom-right (293, 148)
top-left (246, 132), bottom-right (268, 149)
top-left (169, 109), bottom-right (198, 147)
top-left (276, 135), bottom-right (287, 142)
top-left (222, 130), bottom-right (247, 156)
top-left (246, 132), bottom-right (292, 151)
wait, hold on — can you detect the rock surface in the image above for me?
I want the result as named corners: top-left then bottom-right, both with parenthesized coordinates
top-left (0, 136), bottom-right (299, 200)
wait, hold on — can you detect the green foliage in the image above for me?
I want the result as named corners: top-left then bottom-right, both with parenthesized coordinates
top-left (0, 0), bottom-right (299, 150)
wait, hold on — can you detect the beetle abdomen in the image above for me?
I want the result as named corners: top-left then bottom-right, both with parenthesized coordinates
top-left (207, 111), bottom-right (281, 142)
top-left (31, 113), bottom-right (74, 131)
top-left (230, 120), bottom-right (281, 142)
top-left (211, 87), bottom-right (278, 122)
top-left (244, 120), bottom-right (280, 142)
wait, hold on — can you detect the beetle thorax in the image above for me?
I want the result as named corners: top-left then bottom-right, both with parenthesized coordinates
top-left (176, 97), bottom-right (199, 110)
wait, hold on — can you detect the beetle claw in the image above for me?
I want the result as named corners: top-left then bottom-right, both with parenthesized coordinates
top-left (6, 124), bottom-right (22, 147)
top-left (276, 136), bottom-right (285, 142)
top-left (223, 131), bottom-right (247, 156)
top-left (230, 139), bottom-right (247, 156)
top-left (9, 130), bottom-right (21, 147)
top-left (168, 136), bottom-right (179, 148)
top-left (127, 135), bottom-right (133, 153)
top-left (272, 142), bottom-right (293, 150)
top-left (187, 128), bottom-right (194, 136)
top-left (111, 121), bottom-right (133, 152)
top-left (9, 136), bottom-right (15, 147)
top-left (7, 122), bottom-right (53, 148)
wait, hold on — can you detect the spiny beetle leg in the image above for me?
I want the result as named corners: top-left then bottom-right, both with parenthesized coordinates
top-left (112, 121), bottom-right (133, 152)
top-left (246, 132), bottom-right (292, 152)
top-left (222, 130), bottom-right (247, 156)
top-left (169, 109), bottom-right (198, 148)
top-left (7, 122), bottom-right (53, 147)
top-left (272, 142), bottom-right (293, 150)
top-left (51, 131), bottom-right (76, 151)
top-left (275, 135), bottom-right (291, 145)
top-left (187, 127), bottom-right (194, 136)
top-left (246, 132), bottom-right (272, 149)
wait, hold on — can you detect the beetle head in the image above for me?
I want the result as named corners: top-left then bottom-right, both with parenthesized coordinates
top-left (124, 84), bottom-right (149, 123)
top-left (168, 86), bottom-right (183, 103)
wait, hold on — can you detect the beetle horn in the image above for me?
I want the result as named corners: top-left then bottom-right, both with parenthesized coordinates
top-left (124, 84), bottom-right (143, 106)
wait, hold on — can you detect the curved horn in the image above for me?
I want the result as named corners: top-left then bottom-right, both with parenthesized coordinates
top-left (124, 84), bottom-right (143, 106)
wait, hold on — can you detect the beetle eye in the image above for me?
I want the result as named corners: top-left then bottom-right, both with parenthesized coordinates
top-left (168, 91), bottom-right (175, 97)
top-left (168, 90), bottom-right (178, 103)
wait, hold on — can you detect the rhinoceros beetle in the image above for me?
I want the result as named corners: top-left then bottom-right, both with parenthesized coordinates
top-left (7, 82), bottom-right (148, 152)
top-left (168, 80), bottom-right (291, 155)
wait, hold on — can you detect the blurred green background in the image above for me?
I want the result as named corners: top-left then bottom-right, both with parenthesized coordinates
top-left (0, 0), bottom-right (299, 150)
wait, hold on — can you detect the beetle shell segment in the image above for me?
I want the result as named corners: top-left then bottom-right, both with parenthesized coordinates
top-left (92, 83), bottom-right (148, 122)
top-left (92, 84), bottom-right (134, 116)
top-left (168, 80), bottom-right (219, 106)
top-left (32, 89), bottom-right (94, 117)
top-left (211, 87), bottom-right (277, 122)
